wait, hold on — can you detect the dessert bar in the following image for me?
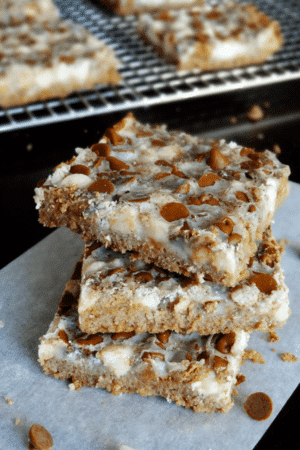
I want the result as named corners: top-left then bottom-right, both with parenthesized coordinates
top-left (78, 226), bottom-right (290, 335)
top-left (99, 0), bottom-right (204, 15)
top-left (35, 113), bottom-right (290, 286)
top-left (38, 265), bottom-right (250, 414)
top-left (137, 2), bottom-right (283, 71)
top-left (0, 18), bottom-right (122, 108)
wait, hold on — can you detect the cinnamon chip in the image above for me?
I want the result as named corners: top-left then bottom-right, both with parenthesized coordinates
top-left (112, 331), bottom-right (136, 340)
top-left (87, 179), bottom-right (114, 194)
top-left (215, 331), bottom-right (236, 354)
top-left (76, 335), bottom-right (103, 345)
top-left (155, 159), bottom-right (173, 167)
top-left (127, 196), bottom-right (150, 203)
top-left (207, 148), bottom-right (230, 170)
top-left (29, 424), bottom-right (53, 450)
top-left (91, 143), bottom-right (111, 157)
top-left (70, 165), bottom-right (90, 176)
top-left (134, 271), bottom-right (153, 283)
top-left (160, 202), bottom-right (189, 222)
top-left (58, 329), bottom-right (69, 344)
top-left (156, 330), bottom-right (171, 344)
top-left (235, 191), bottom-right (249, 202)
top-left (104, 128), bottom-right (125, 145)
top-left (241, 160), bottom-right (262, 170)
top-left (244, 392), bottom-right (273, 421)
top-left (154, 172), bottom-right (170, 181)
top-left (142, 352), bottom-right (164, 361)
top-left (151, 139), bottom-right (166, 147)
top-left (228, 233), bottom-right (242, 244)
top-left (106, 156), bottom-right (130, 171)
top-left (214, 217), bottom-right (235, 235)
top-left (248, 273), bottom-right (277, 294)
top-left (198, 173), bottom-right (221, 187)
top-left (249, 205), bottom-right (256, 213)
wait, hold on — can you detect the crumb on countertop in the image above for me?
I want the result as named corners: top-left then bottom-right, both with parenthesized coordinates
top-left (242, 349), bottom-right (265, 364)
top-left (280, 352), bottom-right (299, 363)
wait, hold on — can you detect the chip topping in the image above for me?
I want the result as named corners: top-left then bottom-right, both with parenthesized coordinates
top-left (244, 392), bottom-right (273, 421)
top-left (87, 179), bottom-right (114, 194)
top-left (248, 273), bottom-right (277, 294)
top-left (198, 173), bottom-right (221, 187)
top-left (160, 202), bottom-right (189, 222)
top-left (29, 424), bottom-right (53, 450)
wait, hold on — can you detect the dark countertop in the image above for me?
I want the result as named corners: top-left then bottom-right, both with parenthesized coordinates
top-left (1, 79), bottom-right (300, 450)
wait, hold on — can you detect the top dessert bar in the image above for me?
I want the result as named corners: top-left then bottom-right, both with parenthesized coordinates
top-left (137, 2), bottom-right (283, 71)
top-left (34, 113), bottom-right (290, 286)
top-left (99, 0), bottom-right (204, 15)
top-left (0, 0), bottom-right (60, 26)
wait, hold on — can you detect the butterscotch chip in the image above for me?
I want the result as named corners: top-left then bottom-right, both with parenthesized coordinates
top-left (104, 128), bottom-right (125, 146)
top-left (207, 148), bottom-right (230, 170)
top-left (87, 179), bottom-right (114, 194)
top-left (198, 173), bottom-right (221, 187)
top-left (214, 217), bottom-right (235, 235)
top-left (248, 273), bottom-right (277, 295)
top-left (244, 392), bottom-right (273, 421)
top-left (76, 335), bottom-right (103, 345)
top-left (215, 331), bottom-right (236, 354)
top-left (235, 191), bottom-right (249, 202)
top-left (106, 156), bottom-right (130, 171)
top-left (29, 424), bottom-right (53, 450)
top-left (112, 331), bottom-right (136, 340)
top-left (70, 165), bottom-right (90, 176)
top-left (91, 143), bottom-right (111, 157)
top-left (160, 202), bottom-right (189, 222)
top-left (157, 330), bottom-right (171, 344)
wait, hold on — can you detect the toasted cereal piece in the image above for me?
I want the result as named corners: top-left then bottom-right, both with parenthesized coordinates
top-left (77, 227), bottom-right (290, 334)
top-left (34, 113), bottom-right (290, 286)
top-left (0, 0), bottom-right (59, 26)
top-left (137, 2), bottom-right (283, 71)
top-left (0, 18), bottom-right (122, 108)
top-left (99, 0), bottom-right (204, 15)
top-left (38, 271), bottom-right (250, 414)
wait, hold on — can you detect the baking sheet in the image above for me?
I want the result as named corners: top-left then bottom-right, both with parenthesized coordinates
top-left (0, 181), bottom-right (299, 450)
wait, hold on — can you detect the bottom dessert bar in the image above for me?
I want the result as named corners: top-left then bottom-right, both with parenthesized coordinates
top-left (38, 265), bottom-right (249, 414)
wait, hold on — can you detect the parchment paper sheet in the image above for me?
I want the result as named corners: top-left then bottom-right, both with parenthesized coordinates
top-left (0, 181), bottom-right (299, 450)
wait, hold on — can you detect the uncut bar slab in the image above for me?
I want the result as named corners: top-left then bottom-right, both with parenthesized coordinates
top-left (34, 113), bottom-right (290, 286)
top-left (79, 226), bottom-right (290, 335)
top-left (38, 269), bottom-right (249, 414)
top-left (137, 2), bottom-right (283, 71)
top-left (0, 18), bottom-right (121, 108)
top-left (99, 0), bottom-right (204, 15)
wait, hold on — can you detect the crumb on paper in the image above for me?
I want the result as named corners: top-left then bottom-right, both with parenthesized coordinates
top-left (278, 238), bottom-right (289, 254)
top-left (4, 396), bottom-right (14, 405)
top-left (269, 331), bottom-right (280, 343)
top-left (235, 374), bottom-right (246, 386)
top-left (120, 445), bottom-right (136, 450)
top-left (272, 144), bottom-right (281, 155)
top-left (102, 402), bottom-right (106, 406)
top-left (242, 349), bottom-right (265, 364)
top-left (68, 383), bottom-right (75, 391)
top-left (272, 348), bottom-right (276, 352)
top-left (0, 320), bottom-right (4, 328)
top-left (15, 418), bottom-right (21, 425)
top-left (247, 104), bottom-right (264, 122)
top-left (280, 352), bottom-right (299, 363)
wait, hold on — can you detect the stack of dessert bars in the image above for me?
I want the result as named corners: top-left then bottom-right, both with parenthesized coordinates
top-left (35, 113), bottom-right (291, 414)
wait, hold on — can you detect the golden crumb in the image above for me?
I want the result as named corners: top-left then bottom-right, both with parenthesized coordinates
top-left (272, 144), bottom-right (281, 155)
top-left (278, 238), bottom-right (289, 254)
top-left (272, 348), bottom-right (276, 352)
top-left (102, 402), bottom-right (106, 405)
top-left (247, 105), bottom-right (264, 122)
top-left (232, 388), bottom-right (238, 396)
top-left (269, 331), bottom-right (280, 343)
top-left (242, 349), bottom-right (265, 364)
top-left (235, 374), bottom-right (246, 386)
top-left (15, 418), bottom-right (21, 425)
top-left (4, 396), bottom-right (14, 405)
top-left (280, 352), bottom-right (299, 363)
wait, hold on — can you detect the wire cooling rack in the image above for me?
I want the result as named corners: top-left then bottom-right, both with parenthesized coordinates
top-left (1, 0), bottom-right (300, 133)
